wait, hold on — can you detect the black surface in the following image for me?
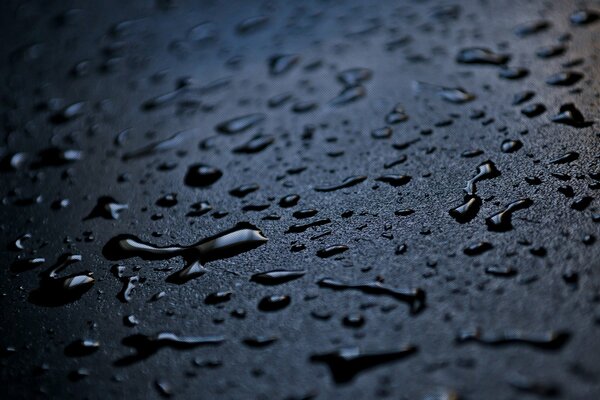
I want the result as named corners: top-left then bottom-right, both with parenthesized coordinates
top-left (1, 0), bottom-right (599, 399)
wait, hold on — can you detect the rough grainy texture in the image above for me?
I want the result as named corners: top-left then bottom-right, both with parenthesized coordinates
top-left (1, 0), bottom-right (599, 399)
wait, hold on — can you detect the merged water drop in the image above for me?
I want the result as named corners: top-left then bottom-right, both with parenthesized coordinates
top-left (103, 223), bottom-right (268, 283)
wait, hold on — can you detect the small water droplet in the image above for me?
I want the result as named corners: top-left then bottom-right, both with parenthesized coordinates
top-left (456, 48), bottom-right (510, 65)
top-left (258, 295), bottom-right (291, 311)
top-left (184, 164), bottom-right (223, 187)
top-left (463, 242), bottom-right (493, 256)
top-left (329, 86), bottom-right (366, 106)
top-left (375, 174), bottom-right (411, 187)
top-left (84, 196), bottom-right (128, 220)
top-left (514, 20), bottom-right (550, 37)
top-left (268, 54), bottom-right (300, 75)
top-left (501, 139), bottom-right (523, 153)
top-left (233, 134), bottom-right (274, 154)
top-left (250, 270), bottom-right (306, 285)
top-left (316, 245), bottom-right (349, 258)
top-left (439, 87), bottom-right (476, 104)
top-left (570, 9), bottom-right (599, 25)
top-left (314, 176), bottom-right (367, 192)
top-left (215, 113), bottom-right (265, 134)
top-left (545, 71), bottom-right (583, 86)
top-left (456, 328), bottom-right (570, 350)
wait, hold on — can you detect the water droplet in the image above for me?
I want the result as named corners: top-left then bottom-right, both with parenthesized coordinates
top-left (514, 20), bottom-right (550, 37)
top-left (34, 147), bottom-right (83, 168)
top-left (485, 266), bottom-right (518, 277)
top-left (68, 368), bottom-right (90, 381)
top-left (142, 90), bottom-right (182, 110)
top-left (310, 345), bottom-right (417, 384)
top-left (258, 295), bottom-right (291, 311)
top-left (268, 54), bottom-right (300, 75)
top-left (371, 127), bottom-right (392, 139)
top-left (84, 196), bottom-right (128, 220)
top-left (118, 275), bottom-right (139, 303)
top-left (204, 291), bottom-right (233, 305)
top-left (549, 152), bottom-right (579, 165)
top-left (570, 9), bottom-right (599, 25)
top-left (236, 15), bottom-right (269, 34)
top-left (509, 375), bottom-right (561, 397)
top-left (317, 277), bottom-right (426, 314)
top-left (342, 314), bottom-right (365, 328)
top-left (29, 254), bottom-right (94, 306)
top-left (10, 257), bottom-right (46, 273)
top-left (156, 193), bottom-right (177, 208)
top-left (486, 199), bottom-right (533, 231)
top-left (1, 152), bottom-right (28, 171)
top-left (268, 92), bottom-right (293, 108)
top-left (375, 174), bottom-right (411, 187)
top-left (501, 139), bottom-right (523, 153)
top-left (439, 87), bottom-right (476, 104)
top-left (463, 242), bottom-right (493, 256)
top-left (571, 196), bottom-right (593, 211)
top-left (314, 176), bottom-right (367, 192)
top-left (250, 270), bottom-right (306, 285)
top-left (550, 103), bottom-right (592, 127)
top-left (215, 113), bottom-right (265, 134)
top-left (498, 67), bottom-right (529, 80)
top-left (122, 130), bottom-right (192, 161)
top-left (461, 149), bottom-right (484, 158)
top-left (184, 164), bottom-right (223, 187)
top-left (11, 233), bottom-right (32, 251)
top-left (186, 201), bottom-right (213, 217)
top-left (329, 86), bottom-right (366, 106)
top-left (316, 245), bottom-right (349, 258)
top-left (558, 185), bottom-right (575, 198)
top-left (104, 223), bottom-right (267, 283)
top-left (521, 103), bottom-right (546, 117)
top-left (233, 134), bottom-right (274, 154)
top-left (395, 209), bottom-right (415, 217)
top-left (546, 71), bottom-right (583, 86)
top-left (49, 102), bottom-right (85, 124)
top-left (279, 194), bottom-right (300, 208)
top-left (464, 160), bottom-right (500, 195)
top-left (456, 328), bottom-right (570, 350)
top-left (116, 332), bottom-right (224, 366)
top-left (229, 184), bottom-right (259, 198)
top-left (512, 91), bottom-right (535, 105)
top-left (293, 209), bottom-right (318, 219)
top-left (155, 379), bottom-right (173, 397)
top-left (286, 219), bottom-right (331, 233)
top-left (385, 104), bottom-right (409, 124)
top-left (187, 21), bottom-right (217, 43)
top-left (449, 196), bottom-right (481, 223)
top-left (525, 176), bottom-right (542, 185)
top-left (64, 339), bottom-right (100, 357)
top-left (384, 155), bottom-right (407, 169)
top-left (392, 138), bottom-right (420, 151)
top-left (456, 48), bottom-right (510, 65)
top-left (242, 203), bottom-right (270, 212)
top-left (337, 68), bottom-right (372, 87)
top-left (124, 315), bottom-right (139, 327)
top-left (536, 44), bottom-right (566, 59)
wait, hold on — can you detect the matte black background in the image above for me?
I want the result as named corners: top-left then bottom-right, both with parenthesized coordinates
top-left (1, 0), bottom-right (599, 399)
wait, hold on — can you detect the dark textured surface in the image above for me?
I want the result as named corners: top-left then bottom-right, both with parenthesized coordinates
top-left (1, 0), bottom-right (599, 399)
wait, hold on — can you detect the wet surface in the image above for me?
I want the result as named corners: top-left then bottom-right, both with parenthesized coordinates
top-left (0, 0), bottom-right (599, 398)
